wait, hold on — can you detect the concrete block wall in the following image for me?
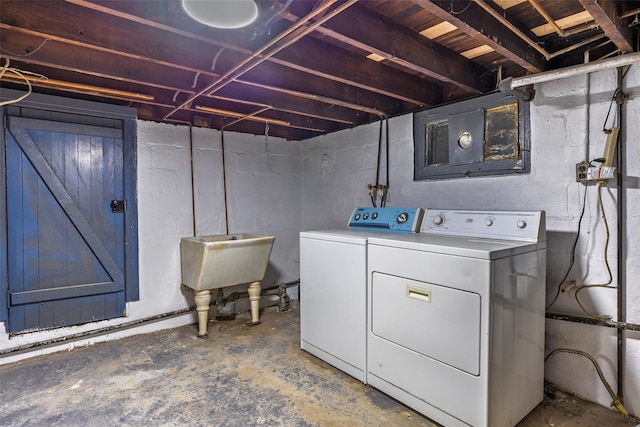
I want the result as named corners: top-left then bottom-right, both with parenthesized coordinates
top-left (0, 121), bottom-right (301, 362)
top-left (136, 123), bottom-right (302, 315)
top-left (301, 66), bottom-right (640, 416)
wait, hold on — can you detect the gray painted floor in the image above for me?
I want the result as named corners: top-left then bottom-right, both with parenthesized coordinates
top-left (0, 303), bottom-right (637, 427)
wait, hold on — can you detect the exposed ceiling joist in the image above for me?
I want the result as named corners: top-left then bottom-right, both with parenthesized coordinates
top-left (1, 0), bottom-right (636, 140)
top-left (286, 3), bottom-right (488, 93)
top-left (579, 0), bottom-right (634, 52)
top-left (410, 0), bottom-right (546, 73)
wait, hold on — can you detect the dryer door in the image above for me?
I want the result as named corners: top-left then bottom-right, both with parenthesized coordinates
top-left (371, 272), bottom-right (481, 375)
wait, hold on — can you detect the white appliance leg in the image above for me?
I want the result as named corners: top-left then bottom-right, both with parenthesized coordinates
top-left (194, 290), bottom-right (212, 338)
top-left (247, 281), bottom-right (261, 325)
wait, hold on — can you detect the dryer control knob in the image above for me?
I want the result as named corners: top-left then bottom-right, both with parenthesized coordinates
top-left (517, 220), bottom-right (527, 229)
top-left (397, 212), bottom-right (409, 224)
top-left (433, 215), bottom-right (444, 226)
top-left (485, 219), bottom-right (493, 227)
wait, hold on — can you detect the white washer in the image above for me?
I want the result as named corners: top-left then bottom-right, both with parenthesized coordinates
top-left (366, 209), bottom-right (546, 427)
top-left (300, 207), bottom-right (423, 383)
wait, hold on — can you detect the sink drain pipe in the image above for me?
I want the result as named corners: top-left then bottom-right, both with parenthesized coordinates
top-left (213, 280), bottom-right (299, 317)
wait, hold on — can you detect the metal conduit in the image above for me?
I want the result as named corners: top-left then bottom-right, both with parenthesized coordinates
top-left (499, 51), bottom-right (640, 90)
top-left (615, 66), bottom-right (627, 407)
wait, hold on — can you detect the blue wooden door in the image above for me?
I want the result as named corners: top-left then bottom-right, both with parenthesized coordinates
top-left (6, 117), bottom-right (126, 333)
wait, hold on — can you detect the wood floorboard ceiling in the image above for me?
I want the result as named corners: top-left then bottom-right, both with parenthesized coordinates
top-left (1, 0), bottom-right (639, 140)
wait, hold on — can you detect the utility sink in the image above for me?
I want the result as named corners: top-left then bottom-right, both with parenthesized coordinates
top-left (180, 234), bottom-right (275, 337)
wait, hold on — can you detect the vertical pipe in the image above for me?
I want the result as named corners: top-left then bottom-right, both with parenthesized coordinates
top-left (220, 130), bottom-right (230, 234)
top-left (615, 66), bottom-right (626, 405)
top-left (584, 51), bottom-right (591, 162)
top-left (188, 125), bottom-right (196, 237)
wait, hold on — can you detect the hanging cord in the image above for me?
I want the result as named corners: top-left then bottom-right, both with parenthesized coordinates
top-left (0, 57), bottom-right (41, 106)
top-left (545, 348), bottom-right (628, 417)
top-left (449, 0), bottom-right (472, 15)
top-left (0, 38), bottom-right (49, 57)
top-left (211, 47), bottom-right (226, 71)
top-left (546, 183), bottom-right (587, 309)
top-left (574, 182), bottom-right (615, 319)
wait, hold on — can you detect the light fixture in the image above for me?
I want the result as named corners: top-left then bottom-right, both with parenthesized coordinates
top-left (180, 0), bottom-right (259, 29)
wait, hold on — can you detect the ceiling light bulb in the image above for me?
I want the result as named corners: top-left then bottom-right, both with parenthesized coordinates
top-left (181, 0), bottom-right (259, 29)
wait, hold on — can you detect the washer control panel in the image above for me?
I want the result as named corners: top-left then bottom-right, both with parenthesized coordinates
top-left (348, 207), bottom-right (424, 233)
top-left (421, 209), bottom-right (545, 242)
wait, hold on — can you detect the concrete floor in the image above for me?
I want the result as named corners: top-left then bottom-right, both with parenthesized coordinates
top-left (0, 303), bottom-right (637, 427)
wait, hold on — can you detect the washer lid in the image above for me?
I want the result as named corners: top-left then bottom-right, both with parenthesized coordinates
top-left (300, 229), bottom-right (370, 244)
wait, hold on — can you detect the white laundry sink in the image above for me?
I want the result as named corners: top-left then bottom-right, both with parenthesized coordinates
top-left (180, 234), bottom-right (275, 291)
top-left (180, 234), bottom-right (275, 337)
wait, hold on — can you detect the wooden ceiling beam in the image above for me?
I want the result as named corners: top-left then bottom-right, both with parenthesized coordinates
top-left (63, 0), bottom-right (438, 107)
top-left (270, 36), bottom-right (442, 107)
top-left (285, 3), bottom-right (487, 93)
top-left (0, 11), bottom-right (384, 124)
top-left (412, 0), bottom-right (546, 73)
top-left (578, 0), bottom-right (634, 53)
top-left (0, 36), bottom-right (364, 127)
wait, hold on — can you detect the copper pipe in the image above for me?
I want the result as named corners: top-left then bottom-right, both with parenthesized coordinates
top-left (195, 105), bottom-right (289, 126)
top-left (239, 79), bottom-right (385, 116)
top-left (619, 8), bottom-right (640, 20)
top-left (1, 71), bottom-right (154, 101)
top-left (472, 0), bottom-right (552, 59)
top-left (528, 0), bottom-right (564, 36)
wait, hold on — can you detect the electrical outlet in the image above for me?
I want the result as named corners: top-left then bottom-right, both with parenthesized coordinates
top-left (575, 161), bottom-right (588, 183)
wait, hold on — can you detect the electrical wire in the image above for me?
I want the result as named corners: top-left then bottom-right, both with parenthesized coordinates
top-left (0, 38), bottom-right (49, 57)
top-left (574, 182), bottom-right (615, 320)
top-left (546, 183), bottom-right (587, 309)
top-left (449, 0), bottom-right (472, 15)
top-left (545, 348), bottom-right (628, 417)
top-left (0, 57), bottom-right (39, 106)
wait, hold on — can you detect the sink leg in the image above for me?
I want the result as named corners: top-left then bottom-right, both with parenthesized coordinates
top-left (194, 290), bottom-right (212, 338)
top-left (247, 281), bottom-right (261, 325)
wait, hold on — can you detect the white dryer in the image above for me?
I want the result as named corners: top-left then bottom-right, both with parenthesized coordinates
top-left (300, 207), bottom-right (423, 383)
top-left (366, 209), bottom-right (546, 427)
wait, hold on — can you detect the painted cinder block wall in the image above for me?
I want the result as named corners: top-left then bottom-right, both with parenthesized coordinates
top-left (300, 65), bottom-right (640, 416)
top-left (136, 123), bottom-right (301, 318)
top-left (0, 122), bottom-right (301, 362)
